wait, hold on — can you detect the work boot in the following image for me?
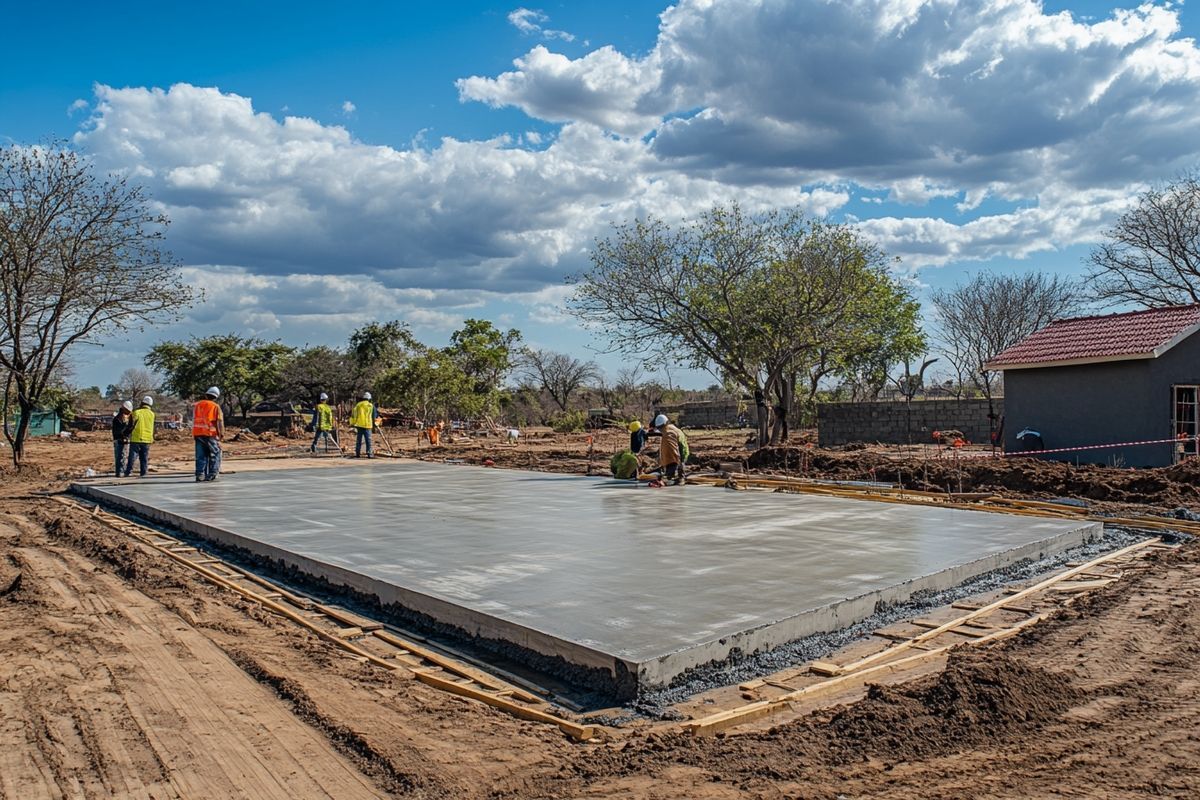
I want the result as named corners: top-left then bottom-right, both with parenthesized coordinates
top-left (205, 474), bottom-right (217, 482)
top-left (195, 476), bottom-right (203, 482)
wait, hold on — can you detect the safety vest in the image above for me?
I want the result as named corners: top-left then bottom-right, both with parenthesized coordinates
top-left (192, 399), bottom-right (222, 437)
top-left (316, 403), bottom-right (333, 431)
top-left (350, 400), bottom-right (374, 429)
top-left (130, 407), bottom-right (155, 444)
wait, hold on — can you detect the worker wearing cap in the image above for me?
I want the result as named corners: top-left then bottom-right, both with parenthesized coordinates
top-left (193, 387), bottom-right (225, 482)
top-left (350, 391), bottom-right (378, 458)
top-left (309, 392), bottom-right (338, 453)
top-left (650, 413), bottom-right (689, 485)
top-left (126, 396), bottom-right (156, 477)
top-left (111, 400), bottom-right (134, 475)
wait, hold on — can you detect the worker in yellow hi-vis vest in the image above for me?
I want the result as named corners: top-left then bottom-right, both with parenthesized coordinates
top-left (126, 396), bottom-right (155, 477)
top-left (309, 393), bottom-right (339, 453)
top-left (350, 391), bottom-right (378, 458)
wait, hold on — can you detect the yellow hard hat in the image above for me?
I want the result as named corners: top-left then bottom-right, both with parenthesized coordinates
top-left (628, 420), bottom-right (641, 432)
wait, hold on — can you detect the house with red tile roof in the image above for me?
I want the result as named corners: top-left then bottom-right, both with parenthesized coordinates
top-left (986, 304), bottom-right (1200, 467)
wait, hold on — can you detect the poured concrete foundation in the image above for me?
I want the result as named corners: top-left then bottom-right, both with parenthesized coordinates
top-left (74, 462), bottom-right (1100, 697)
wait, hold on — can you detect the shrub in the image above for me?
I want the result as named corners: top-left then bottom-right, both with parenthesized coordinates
top-left (550, 409), bottom-right (587, 433)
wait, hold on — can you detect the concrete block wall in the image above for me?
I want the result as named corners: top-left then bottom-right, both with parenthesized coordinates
top-left (817, 399), bottom-right (1002, 446)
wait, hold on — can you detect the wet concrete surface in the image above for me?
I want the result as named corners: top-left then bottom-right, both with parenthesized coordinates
top-left (75, 461), bottom-right (1099, 696)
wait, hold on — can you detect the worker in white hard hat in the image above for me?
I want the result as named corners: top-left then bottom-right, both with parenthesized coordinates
top-left (349, 391), bottom-right (378, 458)
top-left (649, 412), bottom-right (689, 485)
top-left (126, 395), bottom-right (155, 477)
top-left (192, 386), bottom-right (225, 482)
top-left (111, 400), bottom-right (135, 475)
top-left (309, 392), bottom-right (339, 453)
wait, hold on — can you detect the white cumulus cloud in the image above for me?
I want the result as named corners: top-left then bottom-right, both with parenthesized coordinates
top-left (73, 83), bottom-right (839, 297)
top-left (459, 0), bottom-right (1200, 267)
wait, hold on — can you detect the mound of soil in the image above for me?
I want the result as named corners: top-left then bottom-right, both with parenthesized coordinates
top-left (820, 651), bottom-right (1082, 762)
top-left (746, 446), bottom-right (1200, 508)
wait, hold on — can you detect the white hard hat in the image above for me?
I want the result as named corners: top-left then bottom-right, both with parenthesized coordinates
top-left (319, 392), bottom-right (328, 401)
top-left (206, 386), bottom-right (220, 398)
top-left (142, 395), bottom-right (154, 406)
top-left (362, 391), bottom-right (372, 400)
top-left (653, 413), bottom-right (668, 427)
top-left (121, 400), bottom-right (133, 412)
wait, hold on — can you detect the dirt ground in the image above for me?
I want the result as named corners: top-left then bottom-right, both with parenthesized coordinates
top-left (1, 431), bottom-right (1199, 798)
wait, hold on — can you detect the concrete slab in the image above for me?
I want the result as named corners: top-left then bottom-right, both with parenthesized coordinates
top-left (74, 462), bottom-right (1100, 697)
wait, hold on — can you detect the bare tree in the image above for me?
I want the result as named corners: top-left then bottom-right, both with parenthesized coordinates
top-left (1087, 173), bottom-right (1200, 307)
top-left (932, 271), bottom-right (1080, 422)
top-left (0, 143), bottom-right (194, 464)
top-left (107, 367), bottom-right (158, 402)
top-left (518, 349), bottom-right (598, 411)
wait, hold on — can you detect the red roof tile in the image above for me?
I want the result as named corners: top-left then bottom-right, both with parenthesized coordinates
top-left (986, 304), bottom-right (1200, 369)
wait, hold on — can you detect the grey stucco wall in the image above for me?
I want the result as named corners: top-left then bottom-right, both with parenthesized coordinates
top-left (1001, 329), bottom-right (1200, 467)
top-left (817, 399), bottom-right (1000, 446)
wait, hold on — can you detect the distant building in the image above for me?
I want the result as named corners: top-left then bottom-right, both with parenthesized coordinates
top-left (987, 304), bottom-right (1200, 467)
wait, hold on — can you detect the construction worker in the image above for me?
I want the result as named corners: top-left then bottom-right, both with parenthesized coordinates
top-left (350, 391), bottom-right (378, 458)
top-left (650, 413), bottom-right (689, 485)
top-left (193, 386), bottom-right (225, 482)
top-left (111, 400), bottom-right (134, 476)
top-left (609, 449), bottom-right (639, 480)
top-left (126, 396), bottom-right (155, 477)
top-left (628, 420), bottom-right (648, 454)
top-left (309, 392), bottom-right (338, 453)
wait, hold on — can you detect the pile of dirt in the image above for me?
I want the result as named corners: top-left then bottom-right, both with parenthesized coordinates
top-left (745, 446), bottom-right (1200, 508)
top-left (818, 651), bottom-right (1083, 763)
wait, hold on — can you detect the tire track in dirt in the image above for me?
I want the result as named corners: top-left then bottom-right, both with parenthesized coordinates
top-left (0, 518), bottom-right (386, 800)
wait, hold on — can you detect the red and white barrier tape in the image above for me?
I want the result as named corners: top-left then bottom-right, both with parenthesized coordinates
top-left (931, 434), bottom-right (1200, 459)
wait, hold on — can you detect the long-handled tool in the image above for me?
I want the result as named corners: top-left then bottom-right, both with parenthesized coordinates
top-left (374, 420), bottom-right (398, 457)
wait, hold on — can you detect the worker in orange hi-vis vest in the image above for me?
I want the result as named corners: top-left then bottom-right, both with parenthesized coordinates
top-left (192, 386), bottom-right (226, 483)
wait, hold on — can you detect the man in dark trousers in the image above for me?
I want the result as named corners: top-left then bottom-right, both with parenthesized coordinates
top-left (192, 386), bottom-right (225, 482)
top-left (111, 400), bottom-right (134, 476)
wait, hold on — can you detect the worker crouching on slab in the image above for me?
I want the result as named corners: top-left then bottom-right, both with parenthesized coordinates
top-left (126, 396), bottom-right (155, 477)
top-left (650, 413), bottom-right (689, 486)
top-left (351, 391), bottom-right (378, 458)
top-left (610, 449), bottom-right (640, 481)
top-left (193, 386), bottom-right (225, 482)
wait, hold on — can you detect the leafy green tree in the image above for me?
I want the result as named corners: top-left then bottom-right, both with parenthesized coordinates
top-left (279, 345), bottom-right (356, 404)
top-left (72, 385), bottom-right (105, 411)
top-left (0, 143), bottom-right (194, 464)
top-left (446, 319), bottom-right (522, 416)
top-left (573, 205), bottom-right (911, 445)
top-left (349, 321), bottom-right (417, 375)
top-left (376, 348), bottom-right (471, 422)
top-left (147, 334), bottom-right (294, 418)
top-left (797, 274), bottom-right (925, 413)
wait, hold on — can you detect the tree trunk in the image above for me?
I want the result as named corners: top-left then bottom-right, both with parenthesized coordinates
top-left (754, 388), bottom-right (770, 448)
top-left (768, 374), bottom-right (794, 445)
top-left (10, 395), bottom-right (34, 467)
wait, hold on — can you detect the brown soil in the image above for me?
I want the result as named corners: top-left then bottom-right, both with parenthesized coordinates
top-left (747, 445), bottom-right (1200, 509)
top-left (1, 434), bottom-right (1198, 797)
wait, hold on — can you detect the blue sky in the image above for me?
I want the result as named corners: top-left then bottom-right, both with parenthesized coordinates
top-left (3, 0), bottom-right (1199, 392)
